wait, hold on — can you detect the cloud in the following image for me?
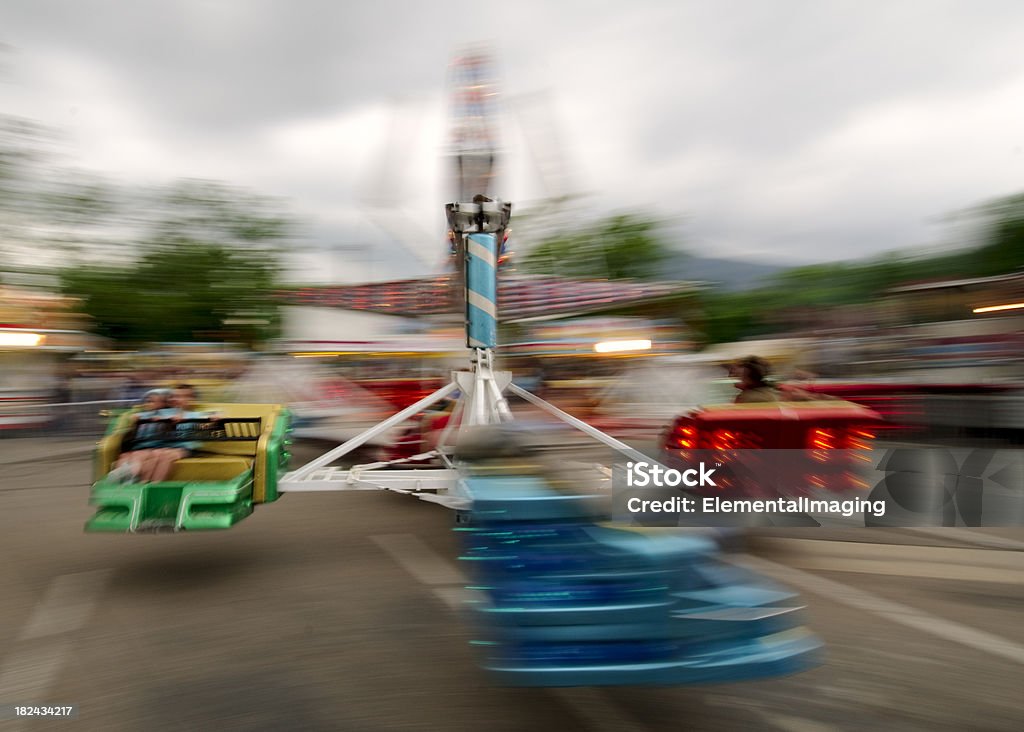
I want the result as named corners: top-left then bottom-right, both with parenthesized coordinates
top-left (4, 0), bottom-right (1024, 271)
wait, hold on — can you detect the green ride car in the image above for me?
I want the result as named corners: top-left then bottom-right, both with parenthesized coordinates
top-left (86, 403), bottom-right (291, 532)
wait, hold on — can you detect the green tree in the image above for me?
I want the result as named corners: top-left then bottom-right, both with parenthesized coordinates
top-left (60, 179), bottom-right (294, 346)
top-left (522, 213), bottom-right (671, 280)
top-left (62, 243), bottom-right (282, 345)
top-left (972, 193), bottom-right (1024, 276)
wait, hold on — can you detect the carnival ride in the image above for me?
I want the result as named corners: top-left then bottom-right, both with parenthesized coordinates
top-left (85, 48), bottom-right (824, 685)
top-left (86, 195), bottom-right (823, 685)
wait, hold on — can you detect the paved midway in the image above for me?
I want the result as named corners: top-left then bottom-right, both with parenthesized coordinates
top-left (0, 438), bottom-right (1022, 731)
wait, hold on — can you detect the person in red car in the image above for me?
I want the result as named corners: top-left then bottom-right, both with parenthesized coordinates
top-left (734, 356), bottom-right (780, 404)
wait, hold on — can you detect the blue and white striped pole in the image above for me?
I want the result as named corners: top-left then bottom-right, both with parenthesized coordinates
top-left (465, 232), bottom-right (498, 349)
top-left (447, 199), bottom-right (509, 350)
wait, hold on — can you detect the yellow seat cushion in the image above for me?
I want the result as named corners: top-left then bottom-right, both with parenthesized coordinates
top-left (189, 403), bottom-right (282, 458)
top-left (168, 456), bottom-right (254, 482)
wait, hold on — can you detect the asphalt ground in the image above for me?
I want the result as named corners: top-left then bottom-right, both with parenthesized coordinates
top-left (0, 439), bottom-right (1022, 731)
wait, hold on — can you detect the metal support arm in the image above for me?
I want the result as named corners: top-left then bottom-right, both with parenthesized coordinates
top-left (282, 381), bottom-right (458, 485)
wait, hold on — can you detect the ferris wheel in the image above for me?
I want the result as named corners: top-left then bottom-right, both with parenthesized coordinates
top-left (448, 47), bottom-right (501, 203)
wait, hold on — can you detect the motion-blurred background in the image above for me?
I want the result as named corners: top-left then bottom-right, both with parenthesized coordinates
top-left (3, 2), bottom-right (1024, 441)
top-left (2, 2), bottom-right (1024, 730)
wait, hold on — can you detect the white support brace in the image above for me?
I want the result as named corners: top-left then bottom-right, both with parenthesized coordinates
top-left (507, 382), bottom-right (654, 465)
top-left (282, 381), bottom-right (458, 485)
top-left (281, 467), bottom-right (460, 493)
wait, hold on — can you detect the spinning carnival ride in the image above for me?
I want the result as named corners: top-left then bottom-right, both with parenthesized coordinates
top-left (85, 50), bottom-right (822, 686)
top-left (284, 198), bottom-right (823, 686)
top-left (87, 195), bottom-right (822, 686)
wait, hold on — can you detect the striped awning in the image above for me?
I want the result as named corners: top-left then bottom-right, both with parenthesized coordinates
top-left (279, 274), bottom-right (698, 323)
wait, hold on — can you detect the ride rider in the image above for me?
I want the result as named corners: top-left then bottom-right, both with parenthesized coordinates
top-left (106, 389), bottom-right (175, 483)
top-left (142, 383), bottom-right (219, 483)
top-left (733, 356), bottom-right (780, 404)
top-left (107, 383), bottom-right (219, 484)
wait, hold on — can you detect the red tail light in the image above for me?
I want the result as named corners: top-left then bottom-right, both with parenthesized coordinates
top-left (807, 426), bottom-right (876, 463)
top-left (807, 427), bottom-right (839, 450)
top-left (711, 429), bottom-right (740, 450)
top-left (808, 427), bottom-right (839, 463)
top-left (666, 419), bottom-right (697, 449)
top-left (844, 427), bottom-right (875, 450)
top-left (708, 429), bottom-right (762, 449)
top-left (806, 426), bottom-right (877, 450)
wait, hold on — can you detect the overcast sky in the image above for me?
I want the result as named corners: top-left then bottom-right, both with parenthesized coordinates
top-left (4, 1), bottom-right (1024, 282)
